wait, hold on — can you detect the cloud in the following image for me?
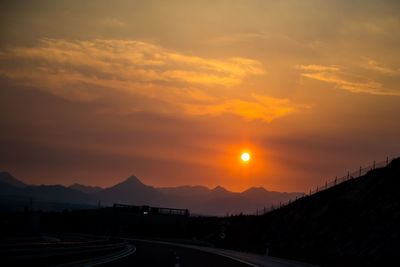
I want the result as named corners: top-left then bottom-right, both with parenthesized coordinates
top-left (0, 38), bottom-right (264, 86)
top-left (296, 64), bottom-right (340, 72)
top-left (296, 64), bottom-right (400, 96)
top-left (363, 59), bottom-right (400, 76)
top-left (183, 94), bottom-right (300, 122)
top-left (0, 39), bottom-right (299, 121)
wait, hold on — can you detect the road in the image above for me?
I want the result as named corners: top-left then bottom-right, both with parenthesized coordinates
top-left (99, 239), bottom-right (320, 267)
top-left (99, 239), bottom-right (247, 267)
top-left (1, 235), bottom-right (318, 267)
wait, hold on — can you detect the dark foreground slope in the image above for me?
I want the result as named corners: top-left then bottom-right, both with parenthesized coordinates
top-left (220, 157), bottom-right (400, 267)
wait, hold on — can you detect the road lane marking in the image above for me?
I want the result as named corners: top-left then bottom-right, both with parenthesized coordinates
top-left (127, 238), bottom-right (258, 267)
top-left (54, 243), bottom-right (136, 267)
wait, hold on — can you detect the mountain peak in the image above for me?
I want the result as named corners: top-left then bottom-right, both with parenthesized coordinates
top-left (124, 175), bottom-right (143, 184)
top-left (127, 175), bottom-right (139, 180)
top-left (211, 185), bottom-right (230, 193)
top-left (0, 171), bottom-right (27, 188)
top-left (242, 187), bottom-right (268, 194)
top-left (241, 187), bottom-right (271, 199)
top-left (105, 175), bottom-right (149, 191)
top-left (96, 174), bottom-right (164, 206)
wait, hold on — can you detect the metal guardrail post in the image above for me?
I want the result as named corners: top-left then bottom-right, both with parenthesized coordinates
top-left (273, 156), bottom-right (397, 214)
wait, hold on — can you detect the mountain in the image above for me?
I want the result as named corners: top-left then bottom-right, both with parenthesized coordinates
top-left (159, 184), bottom-right (303, 215)
top-left (158, 185), bottom-right (210, 197)
top-left (93, 177), bottom-right (303, 215)
top-left (95, 175), bottom-right (165, 206)
top-left (0, 172), bottom-right (303, 215)
top-left (241, 186), bottom-right (268, 197)
top-left (69, 183), bottom-right (103, 194)
top-left (209, 185), bottom-right (233, 197)
top-left (0, 172), bottom-right (26, 188)
top-left (219, 157), bottom-right (400, 266)
top-left (0, 180), bottom-right (96, 211)
top-left (21, 185), bottom-right (94, 204)
top-left (242, 187), bottom-right (303, 205)
top-left (0, 181), bottom-right (21, 195)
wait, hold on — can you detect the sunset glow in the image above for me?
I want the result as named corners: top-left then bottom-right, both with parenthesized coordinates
top-left (0, 1), bottom-right (399, 192)
top-left (241, 152), bottom-right (251, 162)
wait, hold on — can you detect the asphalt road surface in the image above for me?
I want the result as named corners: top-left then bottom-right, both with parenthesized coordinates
top-left (99, 239), bottom-right (251, 267)
top-left (1, 235), bottom-right (318, 266)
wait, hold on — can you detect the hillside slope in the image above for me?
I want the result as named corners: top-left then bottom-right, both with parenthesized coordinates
top-left (0, 172), bottom-right (26, 188)
top-left (220, 157), bottom-right (400, 267)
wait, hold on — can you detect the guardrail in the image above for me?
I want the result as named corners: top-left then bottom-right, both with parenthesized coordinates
top-left (1, 236), bottom-right (135, 266)
top-left (254, 155), bottom-right (399, 215)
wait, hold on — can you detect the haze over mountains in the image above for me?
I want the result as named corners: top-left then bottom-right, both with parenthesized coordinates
top-left (0, 171), bottom-right (303, 215)
top-left (68, 183), bottom-right (103, 194)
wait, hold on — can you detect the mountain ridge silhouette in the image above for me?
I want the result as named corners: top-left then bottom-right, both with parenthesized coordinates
top-left (0, 172), bottom-right (303, 215)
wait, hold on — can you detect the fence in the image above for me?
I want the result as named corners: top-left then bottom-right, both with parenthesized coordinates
top-left (253, 155), bottom-right (399, 215)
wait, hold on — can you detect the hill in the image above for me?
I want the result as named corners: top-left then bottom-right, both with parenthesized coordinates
top-left (69, 183), bottom-right (103, 194)
top-left (0, 172), bottom-right (26, 188)
top-left (159, 185), bottom-right (303, 216)
top-left (217, 157), bottom-right (400, 267)
top-left (0, 183), bottom-right (96, 212)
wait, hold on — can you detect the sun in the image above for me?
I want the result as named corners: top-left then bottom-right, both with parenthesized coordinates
top-left (241, 152), bottom-right (251, 162)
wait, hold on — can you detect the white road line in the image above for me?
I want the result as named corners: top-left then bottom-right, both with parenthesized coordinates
top-left (54, 243), bottom-right (136, 267)
top-left (88, 245), bottom-right (137, 267)
top-left (127, 239), bottom-right (258, 267)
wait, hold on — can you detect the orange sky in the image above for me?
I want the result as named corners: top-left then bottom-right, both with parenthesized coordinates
top-left (1, 0), bottom-right (400, 192)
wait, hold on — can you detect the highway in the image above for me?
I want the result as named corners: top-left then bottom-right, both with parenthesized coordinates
top-left (1, 235), bottom-right (319, 266)
top-left (99, 239), bottom-right (320, 267)
top-left (99, 239), bottom-right (251, 267)
top-left (1, 236), bottom-right (135, 267)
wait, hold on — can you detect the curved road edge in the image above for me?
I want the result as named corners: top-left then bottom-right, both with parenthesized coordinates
top-left (54, 243), bottom-right (136, 267)
top-left (126, 238), bottom-right (320, 267)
